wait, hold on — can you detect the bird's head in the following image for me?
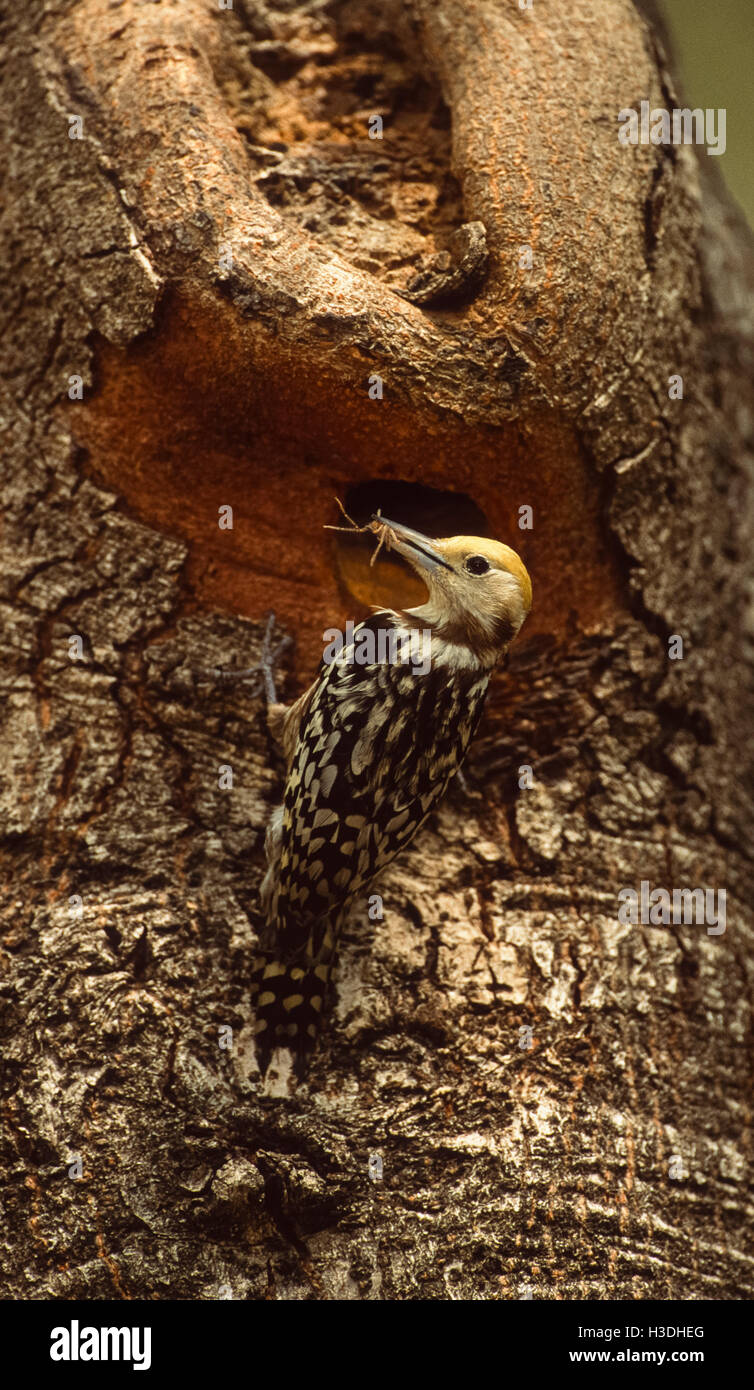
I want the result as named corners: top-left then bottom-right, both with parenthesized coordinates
top-left (373, 515), bottom-right (532, 665)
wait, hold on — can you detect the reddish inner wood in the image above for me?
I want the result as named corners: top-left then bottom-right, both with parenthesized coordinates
top-left (70, 288), bottom-right (625, 689)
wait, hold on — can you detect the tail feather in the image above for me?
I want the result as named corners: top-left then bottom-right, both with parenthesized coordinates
top-left (251, 927), bottom-right (338, 1077)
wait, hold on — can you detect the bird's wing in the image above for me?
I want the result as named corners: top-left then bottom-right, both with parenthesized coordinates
top-left (270, 614), bottom-right (488, 960)
top-left (267, 680), bottom-right (318, 771)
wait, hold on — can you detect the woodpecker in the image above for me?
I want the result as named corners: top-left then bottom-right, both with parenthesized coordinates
top-left (252, 515), bottom-right (532, 1079)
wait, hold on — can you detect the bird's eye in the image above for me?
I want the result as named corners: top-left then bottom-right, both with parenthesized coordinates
top-left (465, 555), bottom-right (491, 576)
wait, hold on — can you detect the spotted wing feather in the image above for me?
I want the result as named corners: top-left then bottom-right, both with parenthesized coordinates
top-left (269, 614), bottom-right (489, 965)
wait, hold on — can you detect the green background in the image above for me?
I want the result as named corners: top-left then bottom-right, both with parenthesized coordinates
top-left (661, 0), bottom-right (753, 226)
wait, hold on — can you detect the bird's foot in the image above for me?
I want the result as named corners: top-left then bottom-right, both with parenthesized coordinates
top-left (193, 611), bottom-right (292, 702)
top-left (254, 611), bottom-right (292, 704)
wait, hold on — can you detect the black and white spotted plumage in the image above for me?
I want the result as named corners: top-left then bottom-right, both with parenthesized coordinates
top-left (252, 613), bottom-right (489, 1070)
top-left (251, 519), bottom-right (532, 1079)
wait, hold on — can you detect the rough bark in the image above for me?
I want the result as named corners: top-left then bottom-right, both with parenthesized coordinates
top-left (1, 0), bottom-right (752, 1300)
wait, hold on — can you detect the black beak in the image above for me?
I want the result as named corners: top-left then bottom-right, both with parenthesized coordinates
top-left (371, 515), bottom-right (454, 573)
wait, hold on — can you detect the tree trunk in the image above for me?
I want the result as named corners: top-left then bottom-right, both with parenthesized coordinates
top-left (1, 0), bottom-right (752, 1301)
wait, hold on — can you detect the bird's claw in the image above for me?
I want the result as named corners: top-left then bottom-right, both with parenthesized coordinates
top-left (192, 611), bottom-right (291, 702)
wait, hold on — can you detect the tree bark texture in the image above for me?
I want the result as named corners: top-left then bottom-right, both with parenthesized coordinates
top-left (1, 0), bottom-right (752, 1300)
